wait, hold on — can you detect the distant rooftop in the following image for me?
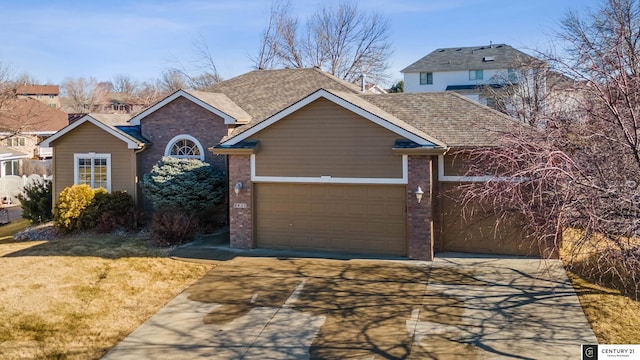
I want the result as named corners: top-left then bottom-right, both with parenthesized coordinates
top-left (401, 44), bottom-right (542, 73)
top-left (16, 84), bottom-right (59, 95)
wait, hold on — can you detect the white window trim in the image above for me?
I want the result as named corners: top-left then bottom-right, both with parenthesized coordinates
top-left (469, 69), bottom-right (484, 81)
top-left (74, 153), bottom-right (112, 191)
top-left (419, 72), bottom-right (433, 85)
top-left (8, 136), bottom-right (26, 147)
top-left (164, 134), bottom-right (205, 161)
top-left (1, 160), bottom-right (20, 177)
top-left (250, 154), bottom-right (408, 184)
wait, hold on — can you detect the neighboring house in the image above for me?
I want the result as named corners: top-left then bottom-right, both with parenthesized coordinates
top-left (42, 68), bottom-right (543, 260)
top-left (401, 44), bottom-right (545, 108)
top-left (98, 92), bottom-right (147, 114)
top-left (0, 97), bottom-right (68, 162)
top-left (16, 84), bottom-right (61, 109)
top-left (0, 146), bottom-right (30, 177)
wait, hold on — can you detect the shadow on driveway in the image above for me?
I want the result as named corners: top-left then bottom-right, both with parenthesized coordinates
top-left (103, 252), bottom-right (596, 359)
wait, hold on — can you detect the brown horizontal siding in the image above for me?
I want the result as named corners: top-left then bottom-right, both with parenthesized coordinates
top-left (250, 98), bottom-right (403, 178)
top-left (439, 182), bottom-right (538, 256)
top-left (442, 154), bottom-right (474, 177)
top-left (52, 122), bottom-right (136, 200)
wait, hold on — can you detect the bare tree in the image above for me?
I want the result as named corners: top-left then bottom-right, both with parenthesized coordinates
top-left (166, 35), bottom-right (223, 91)
top-left (458, 0), bottom-right (640, 298)
top-left (0, 59), bottom-right (15, 111)
top-left (253, 1), bottom-right (392, 84)
top-left (61, 77), bottom-right (109, 113)
top-left (157, 69), bottom-right (188, 94)
top-left (133, 81), bottom-right (163, 110)
top-left (112, 74), bottom-right (139, 94)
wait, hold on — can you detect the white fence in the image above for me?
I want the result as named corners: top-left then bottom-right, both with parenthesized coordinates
top-left (0, 174), bottom-right (50, 205)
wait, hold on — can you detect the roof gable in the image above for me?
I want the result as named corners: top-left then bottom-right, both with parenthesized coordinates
top-left (219, 89), bottom-right (443, 148)
top-left (401, 44), bottom-right (542, 73)
top-left (207, 68), bottom-right (366, 125)
top-left (40, 115), bottom-right (145, 149)
top-left (129, 89), bottom-right (251, 126)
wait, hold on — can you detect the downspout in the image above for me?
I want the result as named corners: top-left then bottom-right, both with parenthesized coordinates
top-left (134, 143), bottom-right (146, 227)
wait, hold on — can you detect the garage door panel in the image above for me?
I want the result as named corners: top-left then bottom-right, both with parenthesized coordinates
top-left (256, 183), bottom-right (406, 256)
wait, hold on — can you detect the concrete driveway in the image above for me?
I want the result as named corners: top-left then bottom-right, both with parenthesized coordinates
top-left (103, 253), bottom-right (596, 359)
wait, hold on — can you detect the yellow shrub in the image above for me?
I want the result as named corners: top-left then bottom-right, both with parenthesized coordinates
top-left (54, 185), bottom-right (106, 232)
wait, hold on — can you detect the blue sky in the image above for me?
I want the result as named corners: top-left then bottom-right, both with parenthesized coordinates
top-left (0, 0), bottom-right (601, 87)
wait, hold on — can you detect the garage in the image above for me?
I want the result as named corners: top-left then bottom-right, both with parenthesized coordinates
top-left (439, 183), bottom-right (537, 256)
top-left (255, 183), bottom-right (407, 256)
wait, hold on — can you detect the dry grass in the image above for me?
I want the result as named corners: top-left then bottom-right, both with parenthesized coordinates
top-left (568, 272), bottom-right (640, 343)
top-left (561, 229), bottom-right (640, 343)
top-left (0, 230), bottom-right (213, 359)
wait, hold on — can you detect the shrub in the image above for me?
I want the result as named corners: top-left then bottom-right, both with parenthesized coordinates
top-left (19, 180), bottom-right (53, 224)
top-left (54, 184), bottom-right (96, 232)
top-left (142, 157), bottom-right (226, 219)
top-left (150, 211), bottom-right (199, 247)
top-left (81, 191), bottom-right (136, 233)
top-left (54, 185), bottom-right (136, 234)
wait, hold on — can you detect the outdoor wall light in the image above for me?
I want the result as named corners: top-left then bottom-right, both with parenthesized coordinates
top-left (234, 182), bottom-right (243, 195)
top-left (415, 186), bottom-right (424, 203)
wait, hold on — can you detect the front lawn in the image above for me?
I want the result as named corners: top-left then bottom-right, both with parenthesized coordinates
top-left (0, 229), bottom-right (213, 359)
top-left (569, 272), bottom-right (640, 344)
top-left (561, 229), bottom-right (640, 344)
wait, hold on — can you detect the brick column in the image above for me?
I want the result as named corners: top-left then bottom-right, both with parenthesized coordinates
top-left (228, 155), bottom-right (253, 249)
top-left (407, 155), bottom-right (433, 260)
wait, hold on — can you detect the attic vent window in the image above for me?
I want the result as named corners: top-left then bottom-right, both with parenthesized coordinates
top-left (483, 56), bottom-right (495, 62)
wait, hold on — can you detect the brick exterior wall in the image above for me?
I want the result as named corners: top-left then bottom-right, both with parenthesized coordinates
top-left (407, 155), bottom-right (434, 260)
top-left (137, 96), bottom-right (229, 215)
top-left (228, 155), bottom-right (253, 249)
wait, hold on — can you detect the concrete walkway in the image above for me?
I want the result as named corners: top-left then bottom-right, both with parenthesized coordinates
top-left (102, 247), bottom-right (596, 359)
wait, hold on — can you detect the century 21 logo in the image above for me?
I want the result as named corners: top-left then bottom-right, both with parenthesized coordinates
top-left (583, 345), bottom-right (597, 360)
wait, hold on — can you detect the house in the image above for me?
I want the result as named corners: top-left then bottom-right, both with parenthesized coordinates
top-left (42, 68), bottom-right (543, 260)
top-left (16, 84), bottom-right (61, 109)
top-left (401, 44), bottom-right (545, 108)
top-left (0, 146), bottom-right (30, 177)
top-left (0, 97), bottom-right (68, 162)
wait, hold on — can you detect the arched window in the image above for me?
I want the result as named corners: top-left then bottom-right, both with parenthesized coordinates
top-left (164, 135), bottom-right (205, 161)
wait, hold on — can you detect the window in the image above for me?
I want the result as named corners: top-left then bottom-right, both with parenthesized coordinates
top-left (469, 70), bottom-right (484, 81)
top-left (419, 72), bottom-right (433, 85)
top-left (507, 69), bottom-right (517, 83)
top-left (7, 137), bottom-right (25, 147)
top-left (164, 135), bottom-right (205, 161)
top-left (74, 153), bottom-right (111, 191)
top-left (49, 94), bottom-right (55, 99)
top-left (3, 160), bottom-right (19, 176)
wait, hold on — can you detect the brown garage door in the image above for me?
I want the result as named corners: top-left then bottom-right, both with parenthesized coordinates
top-left (255, 183), bottom-right (406, 256)
top-left (440, 183), bottom-right (538, 256)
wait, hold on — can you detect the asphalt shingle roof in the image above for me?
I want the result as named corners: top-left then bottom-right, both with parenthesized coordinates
top-left (401, 44), bottom-right (541, 73)
top-left (360, 92), bottom-right (532, 148)
top-left (207, 68), bottom-right (363, 126)
top-left (0, 98), bottom-right (68, 133)
top-left (182, 89), bottom-right (252, 123)
top-left (204, 68), bottom-right (533, 147)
